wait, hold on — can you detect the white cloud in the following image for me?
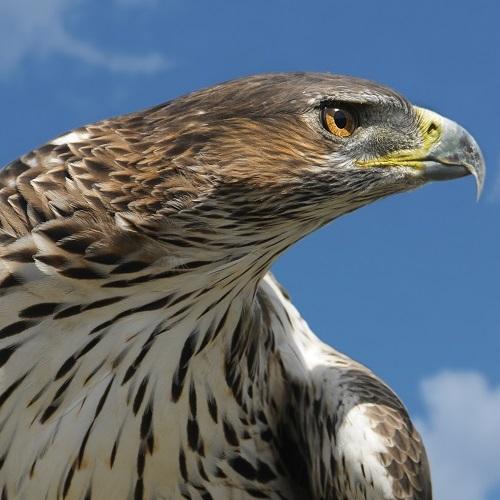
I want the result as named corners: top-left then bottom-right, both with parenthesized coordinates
top-left (0, 0), bottom-right (168, 77)
top-left (416, 371), bottom-right (500, 500)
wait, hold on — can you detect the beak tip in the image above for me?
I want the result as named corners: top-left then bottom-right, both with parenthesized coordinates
top-left (468, 147), bottom-right (486, 202)
top-left (475, 180), bottom-right (484, 202)
top-left (460, 126), bottom-right (486, 201)
top-left (475, 174), bottom-right (485, 201)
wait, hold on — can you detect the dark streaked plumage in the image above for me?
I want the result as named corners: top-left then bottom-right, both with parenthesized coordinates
top-left (0, 73), bottom-right (484, 499)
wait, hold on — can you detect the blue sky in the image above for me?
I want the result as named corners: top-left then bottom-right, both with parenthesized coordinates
top-left (0, 0), bottom-right (499, 497)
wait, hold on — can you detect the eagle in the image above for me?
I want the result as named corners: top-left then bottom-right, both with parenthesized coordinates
top-left (0, 73), bottom-right (484, 500)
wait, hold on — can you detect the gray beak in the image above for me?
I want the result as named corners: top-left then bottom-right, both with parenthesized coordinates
top-left (415, 108), bottom-right (486, 199)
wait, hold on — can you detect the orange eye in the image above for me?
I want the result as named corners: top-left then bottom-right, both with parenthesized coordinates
top-left (321, 107), bottom-right (357, 137)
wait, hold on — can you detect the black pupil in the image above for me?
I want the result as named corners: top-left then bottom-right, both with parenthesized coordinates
top-left (333, 110), bottom-right (347, 129)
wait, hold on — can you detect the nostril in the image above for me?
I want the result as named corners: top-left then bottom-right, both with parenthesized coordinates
top-left (427, 122), bottom-right (438, 136)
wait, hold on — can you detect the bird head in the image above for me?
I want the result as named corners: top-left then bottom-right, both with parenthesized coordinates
top-left (145, 73), bottom-right (484, 246)
top-left (59, 73), bottom-right (485, 271)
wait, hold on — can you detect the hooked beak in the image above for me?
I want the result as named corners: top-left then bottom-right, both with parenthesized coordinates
top-left (356, 106), bottom-right (486, 199)
top-left (415, 107), bottom-right (485, 199)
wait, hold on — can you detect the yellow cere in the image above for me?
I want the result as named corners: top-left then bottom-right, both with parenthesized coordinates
top-left (356, 106), bottom-right (442, 170)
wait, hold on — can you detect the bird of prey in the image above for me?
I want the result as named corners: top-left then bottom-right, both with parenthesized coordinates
top-left (0, 73), bottom-right (484, 500)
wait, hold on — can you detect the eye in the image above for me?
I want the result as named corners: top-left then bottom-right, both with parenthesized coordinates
top-left (321, 106), bottom-right (357, 137)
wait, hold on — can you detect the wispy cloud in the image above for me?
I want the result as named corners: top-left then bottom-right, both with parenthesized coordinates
top-left (0, 0), bottom-right (168, 77)
top-left (416, 371), bottom-right (500, 500)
